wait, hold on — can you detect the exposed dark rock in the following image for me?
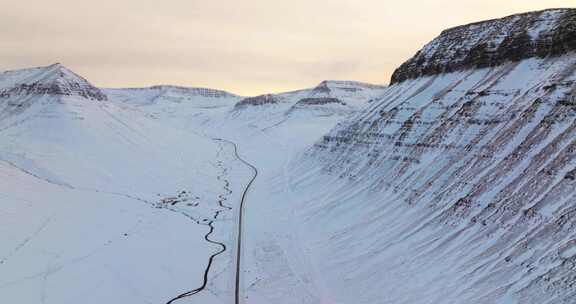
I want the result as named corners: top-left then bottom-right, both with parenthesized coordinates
top-left (565, 169), bottom-right (576, 180)
top-left (234, 94), bottom-right (279, 109)
top-left (312, 81), bottom-right (332, 94)
top-left (0, 63), bottom-right (107, 101)
top-left (391, 9), bottom-right (576, 84)
top-left (295, 97), bottom-right (345, 106)
top-left (0, 82), bottom-right (107, 101)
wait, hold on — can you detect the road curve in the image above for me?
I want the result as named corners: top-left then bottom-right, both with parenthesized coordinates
top-left (165, 138), bottom-right (257, 304)
top-left (214, 138), bottom-right (258, 304)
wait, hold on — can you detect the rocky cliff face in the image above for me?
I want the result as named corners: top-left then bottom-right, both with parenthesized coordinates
top-left (391, 8), bottom-right (576, 84)
top-left (0, 64), bottom-right (108, 120)
top-left (0, 63), bottom-right (107, 101)
top-left (234, 94), bottom-right (279, 109)
top-left (296, 9), bottom-right (576, 304)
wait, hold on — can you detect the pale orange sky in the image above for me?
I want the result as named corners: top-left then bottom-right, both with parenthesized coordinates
top-left (1, 0), bottom-right (574, 95)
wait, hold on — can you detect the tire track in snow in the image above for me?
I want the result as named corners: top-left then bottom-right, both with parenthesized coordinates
top-left (0, 215), bottom-right (54, 266)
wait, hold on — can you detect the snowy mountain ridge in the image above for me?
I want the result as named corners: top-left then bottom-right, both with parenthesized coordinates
top-left (0, 63), bottom-right (107, 101)
top-left (0, 63), bottom-right (385, 120)
top-left (290, 7), bottom-right (576, 304)
top-left (231, 79), bottom-right (387, 121)
top-left (105, 85), bottom-right (239, 105)
top-left (391, 8), bottom-right (576, 83)
top-left (2, 7), bottom-right (576, 304)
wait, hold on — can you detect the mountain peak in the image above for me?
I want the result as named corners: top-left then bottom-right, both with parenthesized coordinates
top-left (391, 8), bottom-right (576, 84)
top-left (0, 63), bottom-right (107, 101)
top-left (312, 80), bottom-right (386, 96)
top-left (47, 62), bottom-right (64, 68)
top-left (39, 63), bottom-right (96, 87)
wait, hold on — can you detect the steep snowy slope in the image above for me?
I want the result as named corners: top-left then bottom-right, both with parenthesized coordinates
top-left (0, 64), bottom-right (250, 304)
top-left (0, 63), bottom-right (105, 121)
top-left (290, 8), bottom-right (576, 304)
top-left (0, 63), bottom-right (106, 101)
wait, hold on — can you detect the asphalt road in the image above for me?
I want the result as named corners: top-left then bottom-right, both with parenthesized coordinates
top-left (215, 138), bottom-right (258, 304)
top-left (165, 138), bottom-right (257, 304)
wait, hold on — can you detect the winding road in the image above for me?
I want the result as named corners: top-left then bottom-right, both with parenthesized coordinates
top-left (216, 138), bottom-right (258, 304)
top-left (165, 138), bottom-right (257, 304)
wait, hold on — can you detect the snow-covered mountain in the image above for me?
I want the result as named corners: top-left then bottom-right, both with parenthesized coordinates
top-left (0, 63), bottom-right (106, 120)
top-left (287, 80), bottom-right (387, 116)
top-left (0, 61), bottom-right (387, 304)
top-left (105, 85), bottom-right (239, 107)
top-left (232, 80), bottom-right (386, 115)
top-left (291, 8), bottom-right (576, 304)
top-left (391, 8), bottom-right (576, 83)
top-left (227, 80), bottom-right (387, 142)
top-left (0, 63), bottom-right (247, 303)
top-left (3, 7), bottom-right (576, 304)
top-left (0, 63), bottom-right (106, 101)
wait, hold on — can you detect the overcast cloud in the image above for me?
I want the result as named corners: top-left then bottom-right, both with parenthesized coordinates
top-left (1, 0), bottom-right (572, 94)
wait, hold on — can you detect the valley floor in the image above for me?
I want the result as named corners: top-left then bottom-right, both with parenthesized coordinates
top-left (0, 95), bottom-right (339, 304)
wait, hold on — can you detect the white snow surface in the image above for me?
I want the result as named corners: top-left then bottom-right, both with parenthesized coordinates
top-left (2, 49), bottom-right (575, 304)
top-left (296, 54), bottom-right (576, 304)
top-left (0, 65), bottom-right (246, 303)
top-left (0, 64), bottom-right (386, 304)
